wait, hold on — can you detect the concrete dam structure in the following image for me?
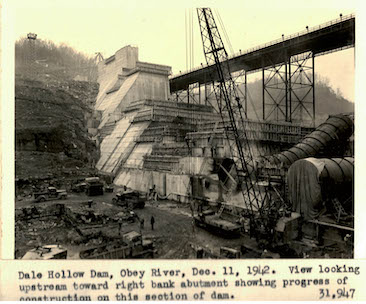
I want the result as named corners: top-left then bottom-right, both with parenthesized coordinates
top-left (94, 45), bottom-right (326, 206)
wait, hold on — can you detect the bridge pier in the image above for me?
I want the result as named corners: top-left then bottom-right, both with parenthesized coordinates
top-left (173, 81), bottom-right (219, 110)
top-left (262, 49), bottom-right (289, 122)
top-left (262, 51), bottom-right (315, 126)
top-left (171, 52), bottom-right (315, 127)
top-left (288, 51), bottom-right (315, 126)
top-left (172, 52), bottom-right (315, 127)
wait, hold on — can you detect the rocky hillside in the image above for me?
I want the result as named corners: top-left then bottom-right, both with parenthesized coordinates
top-left (15, 37), bottom-right (101, 189)
top-left (15, 76), bottom-right (99, 182)
top-left (15, 37), bottom-right (97, 82)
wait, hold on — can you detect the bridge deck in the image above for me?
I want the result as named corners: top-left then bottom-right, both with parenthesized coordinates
top-left (169, 14), bottom-right (355, 93)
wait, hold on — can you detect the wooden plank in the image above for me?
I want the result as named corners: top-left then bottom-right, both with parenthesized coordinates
top-left (308, 220), bottom-right (354, 232)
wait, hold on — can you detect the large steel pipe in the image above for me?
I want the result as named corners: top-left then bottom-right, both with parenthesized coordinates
top-left (288, 157), bottom-right (354, 220)
top-left (262, 114), bottom-right (353, 167)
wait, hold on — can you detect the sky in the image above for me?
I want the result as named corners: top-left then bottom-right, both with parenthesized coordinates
top-left (9, 0), bottom-right (356, 101)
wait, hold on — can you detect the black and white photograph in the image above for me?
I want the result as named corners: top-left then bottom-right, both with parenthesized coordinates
top-left (9, 1), bottom-right (356, 262)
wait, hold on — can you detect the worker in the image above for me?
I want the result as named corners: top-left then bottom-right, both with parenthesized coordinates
top-left (198, 202), bottom-right (203, 214)
top-left (149, 185), bottom-right (157, 202)
top-left (118, 218), bottom-right (123, 236)
top-left (196, 247), bottom-right (204, 258)
top-left (239, 216), bottom-right (246, 233)
top-left (140, 218), bottom-right (145, 230)
top-left (189, 201), bottom-right (194, 217)
top-left (150, 216), bottom-right (155, 230)
top-left (120, 185), bottom-right (127, 194)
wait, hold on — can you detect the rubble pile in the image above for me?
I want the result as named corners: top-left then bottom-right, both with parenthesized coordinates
top-left (15, 202), bottom-right (122, 259)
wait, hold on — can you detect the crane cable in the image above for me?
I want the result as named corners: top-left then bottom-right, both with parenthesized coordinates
top-left (191, 8), bottom-right (194, 69)
top-left (185, 9), bottom-right (188, 70)
top-left (185, 9), bottom-right (194, 70)
top-left (214, 10), bottom-right (263, 143)
top-left (214, 9), bottom-right (234, 55)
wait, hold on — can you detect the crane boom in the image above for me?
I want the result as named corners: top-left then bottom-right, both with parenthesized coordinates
top-left (196, 8), bottom-right (271, 230)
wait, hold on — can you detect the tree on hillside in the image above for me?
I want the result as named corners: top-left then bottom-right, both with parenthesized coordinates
top-left (15, 37), bottom-right (97, 81)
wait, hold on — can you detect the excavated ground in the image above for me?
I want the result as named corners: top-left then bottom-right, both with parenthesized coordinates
top-left (15, 77), bottom-right (99, 182)
top-left (15, 189), bottom-right (352, 259)
top-left (15, 192), bottom-right (253, 259)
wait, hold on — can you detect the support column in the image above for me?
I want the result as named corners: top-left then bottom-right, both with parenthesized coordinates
top-left (199, 83), bottom-right (201, 105)
top-left (187, 82), bottom-right (200, 105)
top-left (288, 56), bottom-right (292, 122)
top-left (288, 51), bottom-right (315, 124)
top-left (204, 83), bottom-right (208, 106)
top-left (285, 51), bottom-right (288, 122)
top-left (312, 54), bottom-right (315, 127)
top-left (245, 71), bottom-right (247, 116)
top-left (187, 86), bottom-right (190, 104)
top-left (262, 52), bottom-right (288, 122)
top-left (262, 68), bottom-right (265, 121)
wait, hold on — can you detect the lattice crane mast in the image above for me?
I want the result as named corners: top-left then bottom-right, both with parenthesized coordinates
top-left (196, 8), bottom-right (273, 235)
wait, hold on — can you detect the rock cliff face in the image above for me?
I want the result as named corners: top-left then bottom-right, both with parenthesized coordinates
top-left (15, 77), bottom-right (100, 180)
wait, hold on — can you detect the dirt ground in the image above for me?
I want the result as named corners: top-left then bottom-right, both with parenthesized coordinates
top-left (15, 189), bottom-right (352, 260)
top-left (15, 190), bottom-right (258, 260)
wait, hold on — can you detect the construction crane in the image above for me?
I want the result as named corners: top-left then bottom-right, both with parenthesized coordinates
top-left (196, 8), bottom-right (279, 242)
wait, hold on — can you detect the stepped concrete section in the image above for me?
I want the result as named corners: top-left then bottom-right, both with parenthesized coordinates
top-left (96, 46), bottom-right (171, 130)
top-left (99, 121), bottom-right (150, 174)
top-left (95, 46), bottom-right (174, 176)
top-left (125, 143), bottom-right (154, 169)
top-left (96, 114), bottom-right (135, 171)
top-left (94, 45), bottom-right (316, 207)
